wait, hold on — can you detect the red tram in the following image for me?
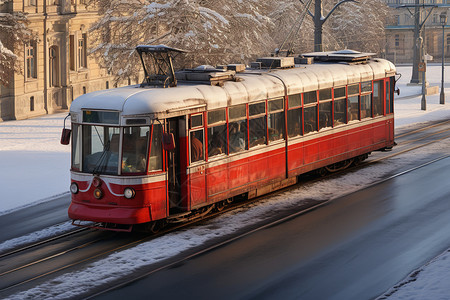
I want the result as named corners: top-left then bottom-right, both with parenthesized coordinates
top-left (66, 46), bottom-right (397, 231)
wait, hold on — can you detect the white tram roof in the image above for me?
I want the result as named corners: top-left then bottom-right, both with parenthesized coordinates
top-left (70, 58), bottom-right (395, 120)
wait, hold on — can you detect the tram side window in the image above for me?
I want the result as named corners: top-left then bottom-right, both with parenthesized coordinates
top-left (229, 104), bottom-right (248, 154)
top-left (319, 102), bottom-right (332, 130)
top-left (348, 95), bottom-right (359, 121)
top-left (249, 102), bottom-right (266, 148)
top-left (304, 106), bottom-right (317, 134)
top-left (190, 114), bottom-right (204, 163)
top-left (122, 126), bottom-right (150, 174)
top-left (348, 83), bottom-right (360, 122)
top-left (149, 124), bottom-right (163, 171)
top-left (333, 86), bottom-right (346, 126)
top-left (360, 94), bottom-right (372, 119)
top-left (319, 88), bottom-right (332, 130)
top-left (190, 130), bottom-right (204, 163)
top-left (207, 109), bottom-right (227, 158)
top-left (287, 93), bottom-right (302, 138)
top-left (72, 124), bottom-right (81, 171)
top-left (373, 80), bottom-right (383, 117)
top-left (268, 98), bottom-right (285, 142)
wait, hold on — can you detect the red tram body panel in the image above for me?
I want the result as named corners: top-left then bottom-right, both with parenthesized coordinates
top-left (67, 49), bottom-right (397, 231)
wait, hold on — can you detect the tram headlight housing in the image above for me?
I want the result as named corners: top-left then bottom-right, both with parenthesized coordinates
top-left (70, 182), bottom-right (79, 194)
top-left (93, 188), bottom-right (103, 199)
top-left (124, 187), bottom-right (136, 199)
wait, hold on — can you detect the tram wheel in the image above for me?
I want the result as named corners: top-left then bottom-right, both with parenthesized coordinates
top-left (325, 159), bottom-right (354, 173)
top-left (215, 201), bottom-right (226, 212)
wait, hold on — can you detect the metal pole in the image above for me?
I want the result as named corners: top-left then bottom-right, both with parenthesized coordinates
top-left (441, 21), bottom-right (446, 105)
top-left (411, 0), bottom-right (421, 84)
top-left (419, 37), bottom-right (427, 110)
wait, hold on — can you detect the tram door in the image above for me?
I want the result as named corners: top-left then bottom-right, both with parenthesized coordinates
top-left (167, 117), bottom-right (182, 213)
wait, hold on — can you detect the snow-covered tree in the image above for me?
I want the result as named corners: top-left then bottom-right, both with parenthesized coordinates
top-left (88, 0), bottom-right (277, 83)
top-left (271, 0), bottom-right (389, 54)
top-left (88, 0), bottom-right (389, 83)
top-left (0, 7), bottom-right (35, 86)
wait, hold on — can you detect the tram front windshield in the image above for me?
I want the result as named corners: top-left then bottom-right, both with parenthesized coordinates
top-left (72, 125), bottom-right (152, 175)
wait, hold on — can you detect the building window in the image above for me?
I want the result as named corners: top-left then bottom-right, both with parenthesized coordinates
top-left (395, 34), bottom-right (400, 48)
top-left (78, 34), bottom-right (87, 68)
top-left (25, 42), bottom-right (37, 79)
top-left (447, 34), bottom-right (450, 55)
top-left (69, 35), bottom-right (75, 71)
top-left (49, 46), bottom-right (59, 87)
top-left (30, 96), bottom-right (35, 111)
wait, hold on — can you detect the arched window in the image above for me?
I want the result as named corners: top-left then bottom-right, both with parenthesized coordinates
top-left (49, 46), bottom-right (59, 87)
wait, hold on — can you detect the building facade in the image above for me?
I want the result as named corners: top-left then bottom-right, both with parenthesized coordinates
top-left (385, 0), bottom-right (450, 65)
top-left (0, 0), bottom-right (123, 121)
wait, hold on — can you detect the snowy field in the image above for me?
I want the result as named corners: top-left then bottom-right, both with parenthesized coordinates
top-left (0, 65), bottom-right (450, 299)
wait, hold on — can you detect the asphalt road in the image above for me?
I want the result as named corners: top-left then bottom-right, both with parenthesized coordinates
top-left (0, 193), bottom-right (71, 242)
top-left (94, 155), bottom-right (450, 300)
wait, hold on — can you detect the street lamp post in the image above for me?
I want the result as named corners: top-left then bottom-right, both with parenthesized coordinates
top-left (440, 12), bottom-right (447, 105)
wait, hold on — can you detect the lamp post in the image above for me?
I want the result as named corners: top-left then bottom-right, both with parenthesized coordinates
top-left (440, 12), bottom-right (447, 105)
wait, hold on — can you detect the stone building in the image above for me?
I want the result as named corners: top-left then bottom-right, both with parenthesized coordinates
top-left (0, 0), bottom-right (122, 121)
top-left (385, 0), bottom-right (450, 65)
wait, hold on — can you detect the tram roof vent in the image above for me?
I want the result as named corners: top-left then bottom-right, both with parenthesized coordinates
top-left (301, 50), bottom-right (376, 63)
top-left (175, 65), bottom-right (237, 86)
top-left (255, 57), bottom-right (295, 69)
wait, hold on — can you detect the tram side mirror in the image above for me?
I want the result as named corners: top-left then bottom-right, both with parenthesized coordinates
top-left (163, 132), bottom-right (175, 151)
top-left (60, 128), bottom-right (71, 145)
top-left (395, 88), bottom-right (400, 96)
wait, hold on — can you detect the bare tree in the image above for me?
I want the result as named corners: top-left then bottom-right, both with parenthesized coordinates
top-left (0, 6), bottom-right (35, 86)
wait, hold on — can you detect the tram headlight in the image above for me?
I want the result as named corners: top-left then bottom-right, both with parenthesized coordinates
top-left (93, 188), bottom-right (103, 199)
top-left (70, 182), bottom-right (79, 194)
top-left (124, 187), bottom-right (136, 199)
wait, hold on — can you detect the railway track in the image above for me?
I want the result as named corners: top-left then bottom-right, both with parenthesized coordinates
top-left (1, 119), bottom-right (449, 299)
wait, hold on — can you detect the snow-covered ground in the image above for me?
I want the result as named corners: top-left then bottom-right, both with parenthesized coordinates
top-left (0, 65), bottom-right (449, 299)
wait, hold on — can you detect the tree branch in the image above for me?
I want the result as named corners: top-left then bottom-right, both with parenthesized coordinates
top-left (323, 0), bottom-right (358, 24)
top-left (298, 0), bottom-right (314, 19)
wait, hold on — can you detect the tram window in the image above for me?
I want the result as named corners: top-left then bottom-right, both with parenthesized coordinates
top-left (348, 84), bottom-right (359, 95)
top-left (319, 102), bottom-right (332, 130)
top-left (249, 116), bottom-right (266, 148)
top-left (208, 109), bottom-right (226, 125)
top-left (191, 114), bottom-right (203, 128)
top-left (249, 102), bottom-right (266, 116)
top-left (268, 98), bottom-right (283, 112)
top-left (334, 99), bottom-right (346, 126)
top-left (72, 124), bottom-right (81, 171)
top-left (208, 124), bottom-right (227, 157)
top-left (334, 87), bottom-right (346, 99)
top-left (303, 91), bottom-right (317, 105)
top-left (385, 81), bottom-right (390, 114)
top-left (229, 104), bottom-right (246, 120)
top-left (122, 126), bottom-right (150, 174)
top-left (288, 93), bottom-right (301, 108)
top-left (229, 120), bottom-right (247, 153)
top-left (373, 80), bottom-right (383, 117)
top-left (304, 106), bottom-right (317, 134)
top-left (348, 96), bottom-right (359, 121)
top-left (361, 81), bottom-right (372, 93)
top-left (319, 88), bottom-right (332, 101)
top-left (82, 125), bottom-right (120, 175)
top-left (390, 77), bottom-right (395, 113)
top-left (268, 111), bottom-right (285, 142)
top-left (190, 129), bottom-right (204, 163)
top-left (287, 108), bottom-right (302, 138)
top-left (360, 94), bottom-right (372, 119)
top-left (149, 124), bottom-right (162, 171)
